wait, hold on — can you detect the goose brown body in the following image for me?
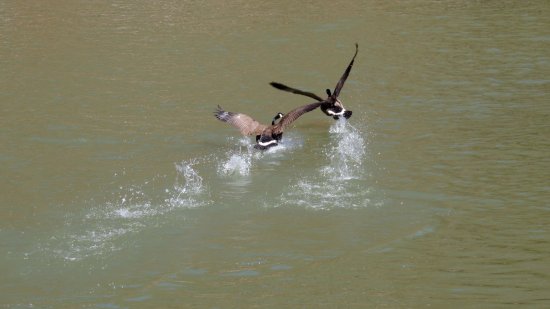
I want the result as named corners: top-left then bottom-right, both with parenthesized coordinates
top-left (214, 101), bottom-right (325, 150)
top-left (270, 43), bottom-right (358, 120)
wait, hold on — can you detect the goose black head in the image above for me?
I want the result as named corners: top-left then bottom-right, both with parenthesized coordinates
top-left (321, 95), bottom-right (352, 120)
top-left (269, 44), bottom-right (357, 121)
top-left (271, 112), bottom-right (284, 125)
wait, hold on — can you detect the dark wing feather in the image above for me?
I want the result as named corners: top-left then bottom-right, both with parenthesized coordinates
top-left (273, 101), bottom-right (324, 134)
top-left (270, 82), bottom-right (325, 102)
top-left (214, 105), bottom-right (266, 136)
top-left (332, 43), bottom-right (358, 98)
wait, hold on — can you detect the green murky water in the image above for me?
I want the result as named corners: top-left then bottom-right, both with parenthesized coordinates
top-left (1, 1), bottom-right (549, 307)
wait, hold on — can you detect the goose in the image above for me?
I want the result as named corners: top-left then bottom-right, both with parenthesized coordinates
top-left (214, 101), bottom-right (325, 150)
top-left (270, 43), bottom-right (358, 120)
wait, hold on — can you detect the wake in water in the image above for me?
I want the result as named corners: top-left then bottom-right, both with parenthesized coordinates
top-left (43, 132), bottom-right (311, 261)
top-left (42, 121), bottom-right (366, 260)
top-left (280, 119), bottom-right (370, 209)
top-left (43, 159), bottom-right (208, 261)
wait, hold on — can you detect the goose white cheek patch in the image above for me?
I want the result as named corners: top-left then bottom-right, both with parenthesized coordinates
top-left (258, 139), bottom-right (278, 147)
top-left (327, 108), bottom-right (346, 116)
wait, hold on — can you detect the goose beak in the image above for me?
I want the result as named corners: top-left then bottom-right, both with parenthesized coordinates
top-left (343, 110), bottom-right (352, 119)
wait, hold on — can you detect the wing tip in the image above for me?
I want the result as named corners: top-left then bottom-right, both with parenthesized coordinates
top-left (270, 82), bottom-right (286, 90)
top-left (214, 105), bottom-right (231, 122)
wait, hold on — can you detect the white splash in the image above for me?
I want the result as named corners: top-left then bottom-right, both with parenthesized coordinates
top-left (45, 160), bottom-right (208, 262)
top-left (217, 135), bottom-right (304, 176)
top-left (322, 119), bottom-right (366, 180)
top-left (112, 203), bottom-right (154, 219)
top-left (280, 119), bottom-right (369, 210)
top-left (217, 138), bottom-right (254, 176)
top-left (264, 132), bottom-right (304, 156)
top-left (163, 159), bottom-right (209, 214)
top-left (219, 153), bottom-right (252, 176)
top-left (176, 160), bottom-right (203, 193)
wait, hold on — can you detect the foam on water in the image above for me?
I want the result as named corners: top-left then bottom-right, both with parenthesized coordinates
top-left (280, 119), bottom-right (370, 209)
top-left (43, 159), bottom-right (208, 261)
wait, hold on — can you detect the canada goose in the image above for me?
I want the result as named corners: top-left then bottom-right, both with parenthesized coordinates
top-left (270, 43), bottom-right (358, 120)
top-left (214, 101), bottom-right (325, 150)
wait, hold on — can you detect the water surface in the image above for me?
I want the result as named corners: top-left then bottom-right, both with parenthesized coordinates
top-left (1, 1), bottom-right (549, 307)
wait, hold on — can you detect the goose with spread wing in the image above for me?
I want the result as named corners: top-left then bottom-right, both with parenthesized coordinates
top-left (270, 43), bottom-right (358, 120)
top-left (214, 101), bottom-right (324, 150)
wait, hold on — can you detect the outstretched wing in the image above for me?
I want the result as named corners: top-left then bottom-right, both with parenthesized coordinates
top-left (332, 43), bottom-right (358, 98)
top-left (270, 82), bottom-right (325, 102)
top-left (214, 105), bottom-right (266, 136)
top-left (273, 101), bottom-right (324, 133)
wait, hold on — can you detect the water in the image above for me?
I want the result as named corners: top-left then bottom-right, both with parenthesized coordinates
top-left (2, 1), bottom-right (550, 308)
